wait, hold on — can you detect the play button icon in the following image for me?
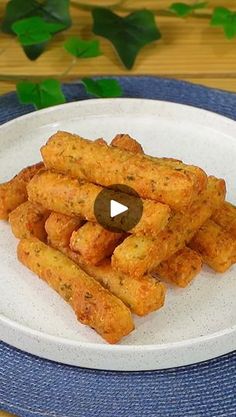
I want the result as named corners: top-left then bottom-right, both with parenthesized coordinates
top-left (110, 200), bottom-right (128, 218)
top-left (94, 184), bottom-right (143, 233)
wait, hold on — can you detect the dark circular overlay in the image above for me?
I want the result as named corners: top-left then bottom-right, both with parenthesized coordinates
top-left (94, 184), bottom-right (143, 233)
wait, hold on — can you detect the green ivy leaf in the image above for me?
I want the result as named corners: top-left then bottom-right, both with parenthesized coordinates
top-left (16, 79), bottom-right (66, 109)
top-left (2, 0), bottom-right (71, 34)
top-left (64, 37), bottom-right (102, 58)
top-left (170, 2), bottom-right (207, 17)
top-left (22, 43), bottom-right (47, 61)
top-left (211, 7), bottom-right (236, 39)
top-left (170, 3), bottom-right (192, 16)
top-left (12, 16), bottom-right (65, 46)
top-left (2, 0), bottom-right (71, 60)
top-left (92, 8), bottom-right (161, 69)
top-left (82, 78), bottom-right (123, 98)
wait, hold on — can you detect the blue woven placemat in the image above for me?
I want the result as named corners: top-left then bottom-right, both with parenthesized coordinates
top-left (0, 76), bottom-right (236, 417)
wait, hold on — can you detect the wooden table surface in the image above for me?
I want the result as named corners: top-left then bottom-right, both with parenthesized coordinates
top-left (0, 0), bottom-right (236, 96)
top-left (0, 1), bottom-right (235, 417)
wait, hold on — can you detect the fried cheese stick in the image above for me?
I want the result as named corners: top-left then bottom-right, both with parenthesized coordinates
top-left (111, 133), bottom-right (203, 286)
top-left (189, 220), bottom-right (236, 273)
top-left (212, 202), bottom-right (236, 238)
top-left (0, 162), bottom-right (44, 220)
top-left (72, 134), bottom-right (203, 282)
top-left (53, 244), bottom-right (166, 317)
top-left (112, 133), bottom-right (204, 286)
top-left (27, 170), bottom-right (171, 237)
top-left (70, 222), bottom-right (124, 265)
top-left (111, 134), bottom-right (144, 154)
top-left (45, 212), bottom-right (83, 248)
top-left (155, 247), bottom-right (203, 287)
top-left (9, 201), bottom-right (49, 241)
top-left (17, 238), bottom-right (134, 343)
top-left (45, 214), bottom-right (166, 316)
top-left (68, 136), bottom-right (141, 264)
top-left (41, 131), bottom-right (207, 211)
top-left (110, 133), bottom-right (182, 164)
top-left (112, 176), bottom-right (226, 277)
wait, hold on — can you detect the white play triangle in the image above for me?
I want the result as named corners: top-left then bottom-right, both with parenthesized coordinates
top-left (110, 199), bottom-right (128, 218)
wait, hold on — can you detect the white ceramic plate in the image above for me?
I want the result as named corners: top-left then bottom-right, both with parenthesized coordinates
top-left (0, 99), bottom-right (236, 371)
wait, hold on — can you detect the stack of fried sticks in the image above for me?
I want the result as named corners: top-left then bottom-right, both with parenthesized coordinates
top-left (1, 132), bottom-right (236, 343)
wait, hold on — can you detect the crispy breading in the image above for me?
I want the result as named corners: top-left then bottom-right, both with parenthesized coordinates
top-left (94, 138), bottom-right (107, 145)
top-left (45, 209), bottom-right (165, 313)
top-left (46, 214), bottom-right (166, 316)
top-left (28, 170), bottom-right (100, 220)
top-left (112, 132), bottom-right (202, 287)
top-left (17, 238), bottom-right (134, 343)
top-left (27, 170), bottom-right (171, 237)
top-left (9, 201), bottom-right (49, 241)
top-left (48, 243), bottom-right (166, 317)
top-left (112, 177), bottom-right (226, 277)
top-left (45, 212), bottom-right (83, 248)
top-left (111, 134), bottom-right (144, 154)
top-left (111, 133), bottom-right (183, 164)
top-left (73, 134), bottom-right (163, 264)
top-left (70, 222), bottom-right (124, 265)
top-left (41, 131), bottom-right (207, 211)
top-left (155, 247), bottom-right (202, 287)
top-left (135, 198), bottom-right (171, 236)
top-left (212, 201), bottom-right (236, 238)
top-left (64, 215), bottom-right (202, 288)
top-left (0, 162), bottom-right (44, 220)
top-left (189, 220), bottom-right (236, 273)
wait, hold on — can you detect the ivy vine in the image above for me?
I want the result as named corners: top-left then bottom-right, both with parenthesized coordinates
top-left (0, 1), bottom-right (235, 109)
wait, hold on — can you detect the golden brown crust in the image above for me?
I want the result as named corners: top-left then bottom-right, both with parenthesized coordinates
top-left (189, 220), bottom-right (236, 273)
top-left (155, 247), bottom-right (202, 287)
top-left (41, 131), bottom-right (207, 211)
top-left (28, 169), bottom-right (101, 220)
top-left (45, 213), bottom-right (166, 316)
top-left (9, 201), bottom-right (50, 241)
top-left (111, 134), bottom-right (144, 154)
top-left (112, 177), bottom-right (226, 277)
top-left (28, 170), bottom-right (171, 237)
top-left (0, 162), bottom-right (44, 220)
top-left (45, 212), bottom-right (83, 248)
top-left (94, 138), bottom-right (107, 146)
top-left (49, 244), bottom-right (166, 317)
top-left (133, 199), bottom-right (171, 236)
top-left (72, 252), bottom-right (167, 317)
top-left (70, 222), bottom-right (123, 265)
top-left (2, 128), bottom-right (235, 345)
top-left (17, 238), bottom-right (134, 343)
top-left (212, 201), bottom-right (236, 238)
top-left (111, 134), bottom-right (184, 164)
top-left (113, 134), bottom-right (202, 286)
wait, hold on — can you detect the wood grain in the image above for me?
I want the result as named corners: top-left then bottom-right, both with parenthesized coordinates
top-left (0, 0), bottom-right (236, 94)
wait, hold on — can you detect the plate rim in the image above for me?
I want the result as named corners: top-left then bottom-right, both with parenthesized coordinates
top-left (1, 97), bottom-right (236, 132)
top-left (1, 97), bottom-right (236, 370)
top-left (1, 313), bottom-right (236, 351)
